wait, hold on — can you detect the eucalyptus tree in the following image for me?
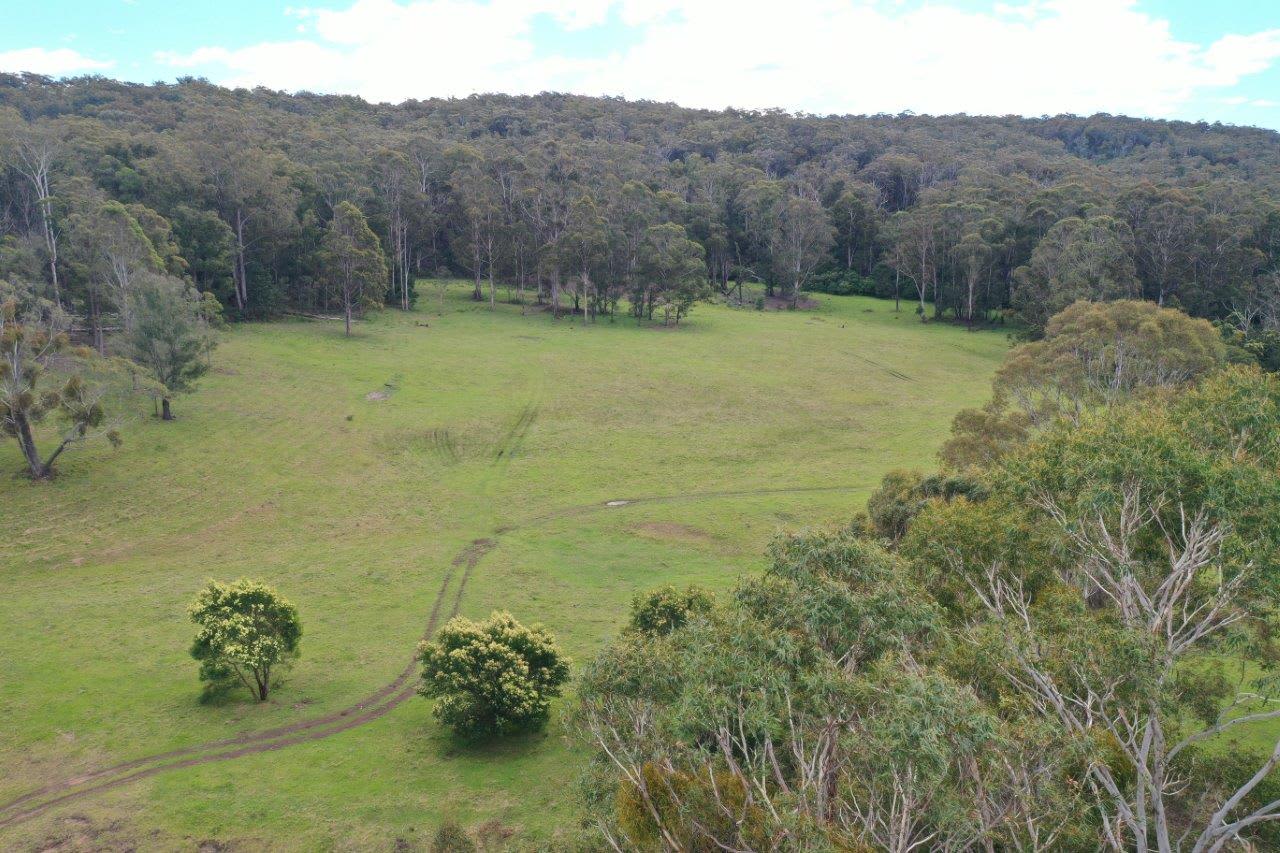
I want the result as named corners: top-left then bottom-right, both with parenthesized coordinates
top-left (558, 194), bottom-right (609, 320)
top-left (64, 198), bottom-right (165, 353)
top-left (123, 273), bottom-right (216, 420)
top-left (929, 367), bottom-right (1280, 852)
top-left (830, 183), bottom-right (881, 275)
top-left (321, 201), bottom-right (385, 336)
top-left (741, 180), bottom-right (834, 307)
top-left (885, 204), bottom-right (938, 318)
top-left (370, 146), bottom-right (416, 310)
top-left (638, 222), bottom-right (706, 325)
top-left (1, 114), bottom-right (63, 304)
top-left (179, 115), bottom-right (298, 314)
top-left (1011, 215), bottom-right (1140, 332)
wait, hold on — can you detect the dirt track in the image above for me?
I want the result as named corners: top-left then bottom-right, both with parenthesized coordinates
top-left (0, 485), bottom-right (859, 831)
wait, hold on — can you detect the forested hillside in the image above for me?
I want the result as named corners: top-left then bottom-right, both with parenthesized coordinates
top-left (3, 73), bottom-right (1280, 339)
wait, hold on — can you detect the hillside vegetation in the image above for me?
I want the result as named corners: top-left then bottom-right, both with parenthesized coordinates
top-left (0, 287), bottom-right (1005, 849)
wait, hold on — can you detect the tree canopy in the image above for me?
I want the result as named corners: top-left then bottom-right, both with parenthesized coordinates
top-left (2, 75), bottom-right (1280, 343)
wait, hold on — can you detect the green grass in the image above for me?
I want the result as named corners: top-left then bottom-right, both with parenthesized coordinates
top-left (0, 284), bottom-right (1008, 849)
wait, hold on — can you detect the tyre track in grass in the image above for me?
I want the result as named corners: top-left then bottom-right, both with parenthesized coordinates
top-left (0, 538), bottom-right (492, 831)
top-left (0, 483), bottom-right (862, 831)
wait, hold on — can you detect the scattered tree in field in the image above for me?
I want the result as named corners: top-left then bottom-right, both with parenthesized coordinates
top-left (321, 201), bottom-right (386, 336)
top-left (418, 610), bottom-right (570, 738)
top-left (0, 280), bottom-right (119, 480)
top-left (627, 585), bottom-right (714, 636)
top-left (123, 273), bottom-right (218, 420)
top-left (188, 578), bottom-right (302, 702)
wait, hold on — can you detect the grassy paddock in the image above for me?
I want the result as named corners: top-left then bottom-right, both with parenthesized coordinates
top-left (0, 283), bottom-right (1007, 849)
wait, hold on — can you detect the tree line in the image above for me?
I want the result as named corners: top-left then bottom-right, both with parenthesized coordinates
top-left (2, 74), bottom-right (1279, 345)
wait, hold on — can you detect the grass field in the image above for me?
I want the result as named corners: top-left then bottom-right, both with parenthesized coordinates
top-left (0, 284), bottom-right (1008, 850)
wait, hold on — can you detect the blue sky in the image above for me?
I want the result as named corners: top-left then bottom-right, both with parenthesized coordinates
top-left (4, 0), bottom-right (1280, 129)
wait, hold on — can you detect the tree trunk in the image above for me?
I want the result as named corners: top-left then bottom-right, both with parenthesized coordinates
top-left (161, 397), bottom-right (173, 421)
top-left (488, 244), bottom-right (496, 311)
top-left (234, 208), bottom-right (248, 312)
top-left (255, 669), bottom-right (269, 701)
top-left (40, 201), bottom-right (60, 307)
top-left (89, 286), bottom-right (105, 356)
top-left (14, 412), bottom-right (49, 479)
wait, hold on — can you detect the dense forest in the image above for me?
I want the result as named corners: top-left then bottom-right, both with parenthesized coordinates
top-left (2, 72), bottom-right (1280, 346)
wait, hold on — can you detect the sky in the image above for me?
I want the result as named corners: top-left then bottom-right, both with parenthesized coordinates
top-left (3, 0), bottom-right (1280, 129)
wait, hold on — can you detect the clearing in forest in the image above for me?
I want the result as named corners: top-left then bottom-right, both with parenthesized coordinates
top-left (0, 284), bottom-right (1006, 849)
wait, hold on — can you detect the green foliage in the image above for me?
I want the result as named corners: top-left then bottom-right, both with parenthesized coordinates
top-left (943, 299), bottom-right (1226, 470)
top-left (626, 584), bottom-right (713, 636)
top-left (170, 205), bottom-right (235, 296)
top-left (0, 279), bottom-right (117, 478)
top-left (580, 367), bottom-right (1280, 849)
top-left (123, 273), bottom-right (217, 417)
top-left (1222, 323), bottom-right (1280, 373)
top-left (638, 222), bottom-right (708, 325)
top-left (805, 267), bottom-right (875, 296)
top-left (1011, 216), bottom-right (1139, 331)
top-left (188, 578), bottom-right (302, 702)
top-left (741, 529), bottom-right (938, 666)
top-left (418, 610), bottom-right (570, 739)
top-left (321, 201), bottom-right (387, 334)
top-left (859, 468), bottom-right (987, 542)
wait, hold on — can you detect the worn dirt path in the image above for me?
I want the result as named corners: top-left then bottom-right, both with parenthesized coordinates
top-left (0, 484), bottom-right (861, 831)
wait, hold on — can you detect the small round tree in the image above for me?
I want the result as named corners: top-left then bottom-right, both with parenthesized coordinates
top-left (418, 611), bottom-right (570, 738)
top-left (627, 584), bottom-right (714, 636)
top-left (188, 578), bottom-right (302, 702)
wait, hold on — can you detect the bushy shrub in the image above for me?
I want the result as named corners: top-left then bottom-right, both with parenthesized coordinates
top-left (627, 585), bottom-right (714, 636)
top-left (418, 611), bottom-right (570, 738)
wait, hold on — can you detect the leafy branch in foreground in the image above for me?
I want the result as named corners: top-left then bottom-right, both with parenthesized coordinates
top-left (575, 367), bottom-right (1280, 851)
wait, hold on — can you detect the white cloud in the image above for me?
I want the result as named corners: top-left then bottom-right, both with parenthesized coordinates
top-left (153, 0), bottom-right (1280, 118)
top-left (0, 47), bottom-right (113, 76)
